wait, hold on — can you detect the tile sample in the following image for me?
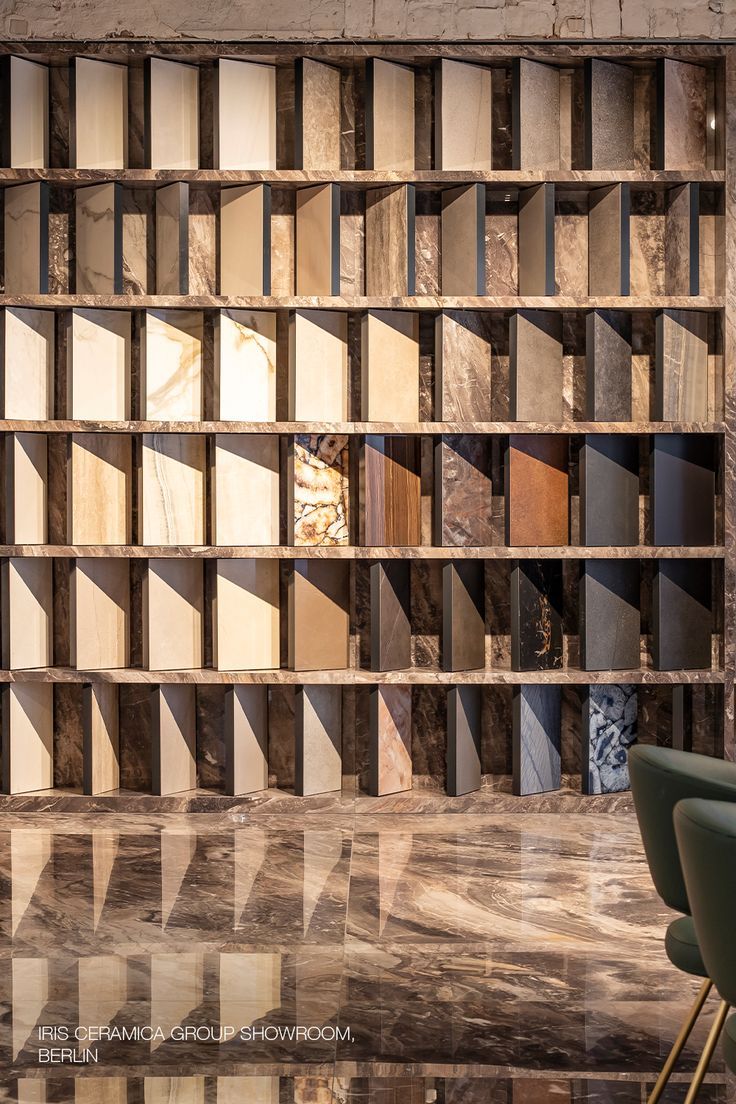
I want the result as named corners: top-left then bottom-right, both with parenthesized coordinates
top-left (215, 60), bottom-right (276, 169)
top-left (2, 684), bottom-right (53, 794)
top-left (511, 560), bottom-right (563, 672)
top-left (71, 57), bottom-right (127, 169)
top-left (295, 685), bottom-right (342, 796)
top-left (586, 310), bottom-right (632, 421)
top-left (443, 561), bottom-right (485, 672)
top-left (653, 560), bottom-right (712, 670)
top-left (584, 59), bottom-right (635, 169)
top-left (83, 683), bottom-right (120, 795)
top-left (665, 183), bottom-right (699, 295)
top-left (510, 310), bottom-right (563, 422)
top-left (0, 56), bottom-right (48, 167)
top-left (151, 685), bottom-right (196, 795)
top-left (71, 557), bottom-right (130, 669)
top-left (295, 183), bottom-right (340, 295)
top-left (212, 434), bottom-right (279, 546)
top-left (68, 433), bottom-right (132, 544)
top-left (580, 559), bottom-right (640, 671)
top-left (215, 308), bottom-right (276, 420)
top-left (435, 311), bottom-right (492, 421)
top-left (512, 59), bottom-right (560, 169)
top-left (155, 181), bottom-right (189, 295)
top-left (1, 308), bottom-right (54, 419)
top-left (289, 433), bottom-right (350, 547)
top-left (5, 432), bottom-right (47, 543)
top-left (362, 435), bottom-right (422, 546)
top-left (657, 59), bottom-right (706, 170)
top-left (435, 435), bottom-right (492, 547)
top-left (655, 310), bottom-right (709, 422)
top-left (370, 560), bottom-right (411, 672)
top-left (512, 684), bottom-right (561, 796)
top-left (288, 310), bottom-right (348, 420)
top-left (140, 434), bottom-right (206, 545)
top-left (441, 184), bottom-right (486, 296)
top-left (142, 310), bottom-right (203, 421)
top-left (517, 184), bottom-right (555, 296)
top-left (365, 185), bottom-right (415, 296)
top-left (447, 685), bottom-right (482, 797)
top-left (288, 559), bottom-right (349, 671)
top-left (369, 685), bottom-right (412, 796)
top-left (76, 181), bottom-right (123, 294)
top-left (295, 57), bottom-right (341, 170)
top-left (366, 58), bottom-right (415, 171)
top-left (214, 558), bottom-right (279, 670)
top-left (1, 557), bottom-right (52, 668)
top-left (583, 684), bottom-right (637, 794)
top-left (146, 58), bottom-right (199, 169)
top-left (4, 182), bottom-right (48, 293)
top-left (588, 184), bottom-right (630, 295)
top-left (650, 434), bottom-right (715, 546)
top-left (435, 59), bottom-right (492, 170)
top-left (361, 310), bottom-right (420, 422)
top-left (220, 185), bottom-right (271, 295)
top-left (579, 435), bottom-right (639, 546)
top-left (144, 559), bottom-right (203, 670)
top-left (225, 685), bottom-right (268, 795)
top-left (67, 309), bottom-right (131, 420)
top-left (505, 435), bottom-right (569, 546)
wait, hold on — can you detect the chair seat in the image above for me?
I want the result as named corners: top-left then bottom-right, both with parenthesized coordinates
top-left (665, 915), bottom-right (708, 977)
top-left (724, 1013), bottom-right (736, 1074)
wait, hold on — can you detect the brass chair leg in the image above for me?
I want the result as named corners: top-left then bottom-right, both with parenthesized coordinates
top-left (647, 978), bottom-right (712, 1104)
top-left (682, 998), bottom-right (731, 1104)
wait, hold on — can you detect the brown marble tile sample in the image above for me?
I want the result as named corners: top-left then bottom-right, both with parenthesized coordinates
top-left (664, 183), bottom-right (699, 295)
top-left (441, 184), bottom-right (486, 296)
top-left (67, 308), bottom-right (131, 420)
top-left (583, 59), bottom-right (635, 169)
top-left (655, 309), bottom-right (708, 421)
top-left (289, 433), bottom-right (350, 547)
top-left (5, 432), bottom-right (47, 544)
top-left (1, 308), bottom-right (54, 419)
top-left (588, 184), bottom-right (630, 296)
top-left (212, 434), bottom-right (279, 546)
top-left (295, 58), bottom-right (341, 170)
top-left (517, 184), bottom-right (554, 296)
top-left (586, 310), bottom-right (632, 421)
top-left (435, 311), bottom-right (492, 421)
top-left (4, 182), bottom-right (49, 293)
top-left (71, 57), bottom-right (128, 169)
top-left (505, 435), bottom-right (569, 547)
top-left (653, 560), bottom-right (712, 671)
top-left (295, 685), bottom-right (342, 796)
top-left (511, 560), bottom-right (563, 672)
top-left (1, 557), bottom-right (52, 668)
top-left (288, 559), bottom-right (349, 671)
top-left (288, 310), bottom-right (348, 420)
top-left (215, 308), bottom-right (276, 419)
top-left (512, 684), bottom-right (561, 796)
top-left (361, 310), bottom-right (419, 421)
top-left (580, 559), bottom-right (640, 671)
top-left (365, 185), bottom-right (415, 296)
top-left (295, 183), bottom-right (340, 295)
top-left (435, 435), bottom-right (492, 547)
top-left (580, 435), bottom-right (639, 546)
top-left (220, 185), bottom-right (271, 295)
top-left (369, 685), bottom-right (412, 795)
top-left (214, 59), bottom-right (276, 169)
top-left (82, 683), bottom-right (120, 795)
top-left (140, 434), bottom-right (206, 545)
top-left (214, 559), bottom-right (279, 671)
top-left (142, 309), bottom-right (203, 421)
top-left (151, 685), bottom-right (197, 795)
top-left (443, 561), bottom-right (485, 672)
top-left (650, 434), bottom-right (715, 546)
top-left (0, 56), bottom-right (48, 167)
top-left (510, 310), bottom-right (563, 422)
top-left (68, 433), bottom-right (132, 544)
top-left (362, 435), bottom-right (421, 547)
top-left (447, 685), bottom-right (482, 796)
top-left (143, 558), bottom-right (203, 671)
top-left (370, 561), bottom-right (411, 672)
top-left (146, 57), bottom-right (199, 169)
top-left (435, 59), bottom-right (492, 171)
top-left (657, 59), bottom-right (706, 170)
top-left (75, 181), bottom-right (123, 294)
top-left (366, 59), bottom-right (415, 171)
top-left (225, 685), bottom-right (268, 795)
top-left (71, 558), bottom-right (130, 670)
top-left (512, 59), bottom-right (560, 170)
top-left (1, 684), bottom-right (53, 794)
top-left (155, 181), bottom-right (189, 295)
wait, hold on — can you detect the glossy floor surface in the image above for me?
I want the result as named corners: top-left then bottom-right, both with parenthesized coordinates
top-left (0, 810), bottom-right (734, 1103)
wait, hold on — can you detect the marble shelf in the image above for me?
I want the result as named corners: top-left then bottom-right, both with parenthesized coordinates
top-left (0, 545), bottom-right (724, 559)
top-left (0, 420), bottom-right (725, 434)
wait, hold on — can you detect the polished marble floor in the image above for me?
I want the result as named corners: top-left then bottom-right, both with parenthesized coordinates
top-left (0, 810), bottom-right (734, 1103)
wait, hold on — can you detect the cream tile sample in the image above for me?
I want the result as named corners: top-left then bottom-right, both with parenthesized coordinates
top-left (68, 434), bottom-right (132, 544)
top-left (142, 310), bottom-right (203, 421)
top-left (215, 309), bottom-right (277, 420)
top-left (147, 58), bottom-right (199, 169)
top-left (288, 310), bottom-right (348, 420)
top-left (2, 684), bottom-right (53, 794)
top-left (214, 558), bottom-right (279, 670)
top-left (68, 309), bottom-right (131, 420)
top-left (295, 685), bottom-right (342, 796)
top-left (5, 433), bottom-right (47, 543)
top-left (141, 434), bottom-right (206, 545)
top-left (72, 558), bottom-right (130, 670)
top-left (76, 182), bottom-right (122, 294)
top-left (295, 183), bottom-right (340, 295)
top-left (4, 182), bottom-right (47, 294)
top-left (217, 1078), bottom-right (278, 1104)
top-left (72, 57), bottom-right (128, 169)
top-left (290, 433), bottom-right (350, 546)
top-left (144, 559), bottom-right (203, 670)
top-left (362, 310), bottom-right (420, 421)
top-left (220, 185), bottom-right (271, 295)
top-left (212, 434), bottom-right (279, 546)
top-left (144, 1076), bottom-right (205, 1104)
top-left (155, 182), bottom-right (188, 295)
top-left (367, 58), bottom-right (415, 171)
top-left (215, 60), bottom-right (276, 169)
top-left (6, 57), bottom-right (48, 168)
top-left (436, 59), bottom-right (492, 171)
top-left (151, 687), bottom-right (198, 795)
top-left (1, 557), bottom-right (52, 669)
top-left (82, 684), bottom-right (120, 796)
top-left (225, 686), bottom-right (269, 795)
top-left (296, 58), bottom-right (341, 170)
top-left (2, 308), bottom-right (54, 419)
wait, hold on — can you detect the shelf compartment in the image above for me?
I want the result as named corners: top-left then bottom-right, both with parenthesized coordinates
top-left (1, 557), bottom-right (52, 670)
top-left (653, 559), bottom-right (713, 672)
top-left (288, 310), bottom-right (347, 421)
top-left (365, 185), bottom-right (416, 297)
top-left (219, 186), bottom-right (271, 296)
top-left (655, 309), bottom-right (709, 421)
top-left (141, 310), bottom-right (204, 422)
top-left (224, 684), bottom-right (269, 796)
top-left (518, 183), bottom-right (555, 296)
top-left (155, 181), bottom-right (189, 295)
top-left (295, 684), bottom-right (342, 796)
top-left (512, 683), bottom-right (561, 796)
top-left (295, 183), bottom-right (340, 296)
top-left (435, 435), bottom-right (493, 548)
top-left (214, 60), bottom-right (276, 171)
top-left (447, 685), bottom-right (482, 797)
top-left (70, 557), bottom-right (129, 671)
top-left (145, 58), bottom-right (199, 171)
top-left (579, 435), bottom-right (639, 546)
top-left (361, 435), bottom-right (422, 547)
top-left (212, 433), bottom-right (279, 547)
top-left (586, 310), bottom-right (632, 421)
top-left (369, 684), bottom-right (412, 796)
top-left (295, 58), bottom-right (341, 172)
top-left (82, 682), bottom-right (120, 795)
top-left (5, 432), bottom-right (47, 544)
top-left (288, 433), bottom-right (350, 547)
top-left (4, 181), bottom-right (48, 294)
top-left (435, 310), bottom-right (492, 422)
top-left (580, 559), bottom-right (640, 672)
top-left (288, 559), bottom-right (349, 672)
top-left (650, 433), bottom-right (716, 547)
top-left (214, 308), bottom-right (276, 420)
top-left (1, 307), bottom-right (54, 421)
top-left (361, 310), bottom-right (419, 423)
top-left (70, 57), bottom-right (128, 171)
top-left (512, 59), bottom-right (561, 171)
top-left (67, 308), bottom-right (131, 421)
top-left (510, 309), bottom-right (563, 422)
top-left (370, 560), bottom-right (411, 673)
top-left (75, 182), bottom-right (123, 294)
top-left (435, 59), bottom-right (492, 172)
top-left (584, 59), bottom-right (635, 170)
top-left (442, 561), bottom-right (485, 673)
top-left (505, 435), bottom-right (569, 547)
top-left (366, 59), bottom-right (415, 173)
top-left (582, 683), bottom-right (637, 794)
top-left (657, 59), bottom-right (707, 171)
top-left (67, 433), bottom-right (132, 545)
top-left (511, 560), bottom-right (563, 673)
top-left (151, 683), bottom-right (197, 795)
top-left (213, 558), bottom-right (279, 672)
top-left (140, 433), bottom-right (206, 546)
top-left (441, 183), bottom-right (485, 296)
top-left (1, 683), bottom-right (53, 794)
top-left (0, 56), bottom-right (48, 169)
top-left (588, 184), bottom-right (630, 296)
top-left (143, 558), bottom-right (203, 672)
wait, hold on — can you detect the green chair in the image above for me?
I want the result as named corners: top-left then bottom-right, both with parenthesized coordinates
top-left (628, 745), bottom-right (736, 1102)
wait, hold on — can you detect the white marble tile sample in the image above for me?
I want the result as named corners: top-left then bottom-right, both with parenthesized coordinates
top-left (144, 559), bottom-right (203, 671)
top-left (220, 184), bottom-right (271, 295)
top-left (288, 310), bottom-right (348, 420)
top-left (361, 310), bottom-right (420, 421)
top-left (214, 558), bottom-right (280, 670)
top-left (215, 60), bottom-right (276, 169)
top-left (212, 434), bottom-right (280, 546)
top-left (2, 56), bottom-right (48, 168)
top-left (1, 557), bottom-right (52, 669)
top-left (140, 434), bottom-right (206, 545)
top-left (147, 57), bottom-right (199, 169)
top-left (1, 684), bottom-right (53, 794)
top-left (75, 182), bottom-right (123, 294)
top-left (71, 57), bottom-right (128, 169)
top-left (142, 310), bottom-right (203, 421)
top-left (2, 307), bottom-right (54, 419)
top-left (215, 309), bottom-right (277, 420)
top-left (435, 59), bottom-right (492, 170)
top-left (71, 557), bottom-right (130, 670)
top-left (67, 309), bottom-right (131, 420)
top-left (5, 432), bottom-right (47, 543)
top-left (4, 182), bottom-right (48, 294)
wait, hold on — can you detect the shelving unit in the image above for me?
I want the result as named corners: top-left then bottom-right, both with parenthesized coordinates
top-left (0, 40), bottom-right (731, 806)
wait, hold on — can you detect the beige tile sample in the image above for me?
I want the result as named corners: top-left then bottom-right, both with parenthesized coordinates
top-left (214, 309), bottom-right (276, 420)
top-left (147, 57), bottom-right (199, 169)
top-left (214, 558), bottom-right (279, 670)
top-left (71, 57), bottom-right (128, 169)
top-left (4, 182), bottom-right (48, 294)
top-left (588, 184), bottom-right (630, 296)
top-left (2, 684), bottom-right (53, 794)
top-left (2, 56), bottom-right (48, 168)
top-left (295, 685), bottom-right (342, 796)
top-left (5, 432), bottom-right (47, 543)
top-left (76, 1077), bottom-right (127, 1104)
top-left (68, 309), bottom-right (131, 420)
top-left (658, 59), bottom-right (706, 170)
top-left (369, 685), bottom-right (412, 796)
top-left (225, 685), bottom-right (269, 795)
top-left (295, 183), bottom-right (340, 295)
top-left (656, 309), bottom-right (709, 422)
top-left (367, 58), bottom-right (415, 171)
top-left (295, 58), bottom-right (341, 170)
top-left (1, 308), bottom-right (54, 419)
top-left (513, 58), bottom-right (561, 169)
top-left (288, 310), bottom-right (348, 420)
top-left (361, 310), bottom-right (419, 421)
top-left (435, 59), bottom-right (492, 171)
top-left (68, 433), bottom-right (132, 544)
top-left (215, 59), bottom-right (276, 169)
top-left (151, 686), bottom-right (197, 795)
top-left (71, 558), bottom-right (130, 670)
top-left (220, 185), bottom-right (271, 295)
top-left (155, 181), bottom-right (189, 295)
top-left (1, 557), bottom-right (52, 668)
top-left (83, 683), bottom-right (120, 795)
top-left (144, 559), bottom-right (203, 670)
top-left (288, 559), bottom-right (349, 671)
top-left (217, 1078), bottom-right (278, 1104)
top-left (518, 183), bottom-right (554, 296)
top-left (145, 1077), bottom-right (205, 1104)
top-left (212, 434), bottom-right (279, 546)
top-left (76, 182), bottom-right (123, 294)
top-left (141, 434), bottom-right (206, 545)
top-left (365, 185), bottom-right (415, 296)
top-left (142, 310), bottom-right (203, 421)
top-left (441, 183), bottom-right (486, 296)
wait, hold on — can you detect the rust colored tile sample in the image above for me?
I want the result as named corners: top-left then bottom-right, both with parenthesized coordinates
top-left (435, 435), bottom-right (492, 547)
top-left (505, 435), bottom-right (569, 547)
top-left (288, 559), bottom-right (349, 672)
top-left (369, 685), bottom-right (412, 796)
top-left (362, 435), bottom-right (421, 547)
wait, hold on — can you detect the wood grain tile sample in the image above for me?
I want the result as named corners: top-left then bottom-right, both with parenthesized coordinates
top-left (151, 685), bottom-right (196, 795)
top-left (435, 435), bottom-right (492, 547)
top-left (584, 59), bottom-right (635, 169)
top-left (656, 309), bottom-right (708, 421)
top-left (505, 435), bottom-right (569, 547)
top-left (288, 310), bottom-right (348, 420)
top-left (517, 184), bottom-right (555, 296)
top-left (215, 60), bottom-right (276, 169)
top-left (144, 559), bottom-right (203, 670)
top-left (1, 684), bottom-right (53, 794)
top-left (511, 560), bottom-right (563, 672)
top-left (146, 58), bottom-right (199, 169)
top-left (83, 683), bottom-right (120, 795)
top-left (225, 685), bottom-right (268, 795)
top-left (1, 557), bottom-right (52, 668)
top-left (441, 184), bottom-right (486, 296)
top-left (653, 559), bottom-right (712, 670)
top-left (512, 684), bottom-right (561, 796)
top-left (665, 183), bottom-right (699, 296)
top-left (370, 561), bottom-right (411, 672)
top-left (657, 59), bottom-right (706, 170)
top-left (212, 434), bottom-right (279, 546)
top-left (214, 308), bottom-right (276, 420)
top-left (580, 559), bottom-right (640, 671)
top-left (369, 685), bottom-right (412, 796)
top-left (580, 435), bottom-right (639, 546)
top-left (140, 434), bottom-right (206, 545)
top-left (295, 685), bottom-right (342, 796)
top-left (155, 181), bottom-right (189, 295)
top-left (362, 435), bottom-right (421, 547)
top-left (5, 433), bottom-right (47, 543)
top-left (220, 186), bottom-right (271, 295)
top-left (512, 59), bottom-right (561, 170)
top-left (435, 59), bottom-right (492, 170)
top-left (71, 557), bottom-right (130, 670)
top-left (289, 433), bottom-right (350, 547)
top-left (214, 558), bottom-right (279, 671)
top-left (435, 311), bottom-right (492, 421)
top-left (295, 183), bottom-right (340, 295)
top-left (650, 434), bottom-right (715, 546)
top-left (443, 561), bottom-right (485, 672)
top-left (586, 310), bottom-right (632, 421)
top-left (365, 185), bottom-right (415, 296)
top-left (142, 310), bottom-right (203, 421)
top-left (76, 181), bottom-right (123, 294)
top-left (361, 310), bottom-right (420, 421)
top-left (295, 57), bottom-right (341, 170)
top-left (447, 685), bottom-right (482, 797)
top-left (588, 184), bottom-right (630, 295)
top-left (68, 434), bottom-right (132, 544)
top-left (0, 56), bottom-right (48, 168)
top-left (4, 182), bottom-right (48, 293)
top-left (67, 309), bottom-right (131, 420)
top-left (583, 684), bottom-right (637, 794)
top-left (510, 310), bottom-right (563, 422)
top-left (288, 559), bottom-right (349, 671)
top-left (366, 58), bottom-right (415, 171)
top-left (2, 308), bottom-right (54, 419)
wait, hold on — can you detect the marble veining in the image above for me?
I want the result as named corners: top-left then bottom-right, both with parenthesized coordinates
top-left (584, 684), bottom-right (637, 795)
top-left (292, 434), bottom-right (350, 546)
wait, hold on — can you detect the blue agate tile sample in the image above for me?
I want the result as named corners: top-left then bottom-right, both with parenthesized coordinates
top-left (583, 683), bottom-right (637, 795)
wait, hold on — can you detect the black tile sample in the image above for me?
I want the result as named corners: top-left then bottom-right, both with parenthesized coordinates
top-left (582, 684), bottom-right (637, 795)
top-left (586, 310), bottom-right (632, 421)
top-left (653, 559), bottom-right (713, 670)
top-left (512, 684), bottom-right (561, 796)
top-left (580, 559), bottom-right (640, 672)
top-left (370, 560), bottom-right (411, 672)
top-left (511, 559), bottom-right (563, 672)
top-left (447, 685), bottom-right (482, 796)
top-left (442, 561), bottom-right (485, 672)
top-left (580, 435), bottom-right (639, 546)
top-left (650, 434), bottom-right (716, 546)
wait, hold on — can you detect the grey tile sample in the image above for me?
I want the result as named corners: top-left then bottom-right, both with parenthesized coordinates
top-left (442, 561), bottom-right (485, 672)
top-left (580, 559), bottom-right (640, 671)
top-left (518, 183), bottom-right (555, 296)
top-left (672, 684), bottom-right (694, 752)
top-left (588, 184), bottom-right (630, 296)
top-left (441, 183), bottom-right (485, 295)
top-left (586, 310), bottom-right (632, 421)
top-left (295, 684), bottom-right (342, 796)
top-left (580, 435), bottom-right (639, 546)
top-left (653, 559), bottom-right (712, 670)
top-left (583, 684), bottom-right (637, 795)
top-left (510, 309), bottom-right (563, 422)
top-left (512, 684), bottom-right (561, 796)
top-left (511, 559), bottom-right (563, 672)
top-left (447, 685), bottom-right (482, 797)
top-left (650, 434), bottom-right (716, 546)
top-left (655, 309), bottom-right (708, 422)
top-left (370, 560), bottom-right (411, 672)
top-left (512, 58), bottom-right (560, 170)
top-left (584, 59), bottom-right (635, 169)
